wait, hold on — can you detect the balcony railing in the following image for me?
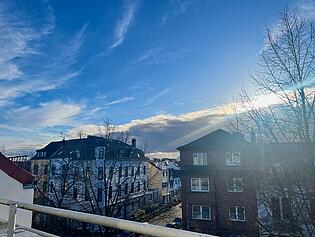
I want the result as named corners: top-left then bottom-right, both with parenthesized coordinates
top-left (0, 198), bottom-right (217, 237)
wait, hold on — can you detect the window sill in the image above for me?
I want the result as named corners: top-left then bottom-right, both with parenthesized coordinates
top-left (227, 190), bottom-right (244, 193)
top-left (191, 190), bottom-right (209, 193)
top-left (192, 218), bottom-right (211, 221)
top-left (230, 219), bottom-right (245, 222)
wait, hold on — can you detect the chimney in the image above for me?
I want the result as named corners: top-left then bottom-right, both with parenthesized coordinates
top-left (250, 128), bottom-right (256, 144)
top-left (131, 138), bottom-right (136, 148)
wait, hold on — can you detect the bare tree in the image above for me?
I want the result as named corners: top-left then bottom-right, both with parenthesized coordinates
top-left (32, 120), bottom-right (148, 236)
top-left (225, 8), bottom-right (315, 236)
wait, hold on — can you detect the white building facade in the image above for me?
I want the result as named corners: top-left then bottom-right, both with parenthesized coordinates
top-left (0, 153), bottom-right (35, 227)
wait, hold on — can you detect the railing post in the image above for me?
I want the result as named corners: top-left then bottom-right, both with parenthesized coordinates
top-left (7, 204), bottom-right (17, 237)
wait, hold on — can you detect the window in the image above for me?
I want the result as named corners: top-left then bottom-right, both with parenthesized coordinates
top-left (108, 186), bottom-right (112, 199)
top-left (44, 165), bottom-right (48, 175)
top-left (125, 183), bottom-right (129, 195)
top-left (131, 166), bottom-right (134, 176)
top-left (143, 180), bottom-right (147, 190)
top-left (62, 164), bottom-right (67, 177)
top-left (99, 148), bottom-right (104, 159)
top-left (43, 181), bottom-right (47, 192)
top-left (74, 166), bottom-right (79, 177)
top-left (87, 166), bottom-right (92, 176)
top-left (97, 188), bottom-right (103, 202)
top-left (109, 166), bottom-right (114, 176)
top-left (136, 165), bottom-right (140, 175)
top-left (117, 185), bottom-right (121, 197)
top-left (98, 167), bottom-right (104, 180)
top-left (191, 178), bottom-right (209, 192)
top-left (119, 166), bottom-right (122, 178)
top-left (192, 205), bottom-right (211, 220)
top-left (51, 165), bottom-right (56, 175)
top-left (311, 198), bottom-right (315, 221)
top-left (33, 164), bottom-right (39, 175)
top-left (73, 187), bottom-right (78, 200)
top-left (125, 166), bottom-right (128, 177)
top-left (143, 165), bottom-right (146, 175)
top-left (131, 183), bottom-right (134, 193)
top-left (229, 207), bottom-right (245, 221)
top-left (227, 178), bottom-right (243, 192)
top-left (61, 182), bottom-right (67, 195)
top-left (85, 187), bottom-right (89, 201)
top-left (225, 152), bottom-right (241, 166)
top-left (162, 182), bottom-right (167, 188)
top-left (50, 181), bottom-right (54, 193)
top-left (193, 153), bottom-right (208, 166)
top-left (137, 181), bottom-right (141, 192)
top-left (271, 197), bottom-right (291, 220)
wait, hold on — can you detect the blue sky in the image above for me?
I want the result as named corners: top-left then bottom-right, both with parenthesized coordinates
top-left (1, 0), bottom-right (314, 154)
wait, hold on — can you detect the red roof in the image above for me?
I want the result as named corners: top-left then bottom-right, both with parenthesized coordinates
top-left (0, 152), bottom-right (34, 185)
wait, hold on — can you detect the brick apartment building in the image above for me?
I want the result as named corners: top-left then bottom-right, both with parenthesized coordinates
top-left (178, 129), bottom-right (259, 236)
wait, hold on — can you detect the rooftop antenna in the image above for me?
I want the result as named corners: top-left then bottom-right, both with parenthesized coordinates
top-left (60, 132), bottom-right (65, 141)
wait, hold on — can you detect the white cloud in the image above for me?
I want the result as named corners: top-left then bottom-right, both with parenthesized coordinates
top-left (109, 0), bottom-right (139, 49)
top-left (133, 48), bottom-right (180, 65)
top-left (106, 96), bottom-right (134, 106)
top-left (143, 88), bottom-right (171, 106)
top-left (7, 101), bottom-right (82, 129)
top-left (0, 2), bottom-right (88, 106)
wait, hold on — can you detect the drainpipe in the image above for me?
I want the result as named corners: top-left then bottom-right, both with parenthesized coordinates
top-left (213, 167), bottom-right (220, 235)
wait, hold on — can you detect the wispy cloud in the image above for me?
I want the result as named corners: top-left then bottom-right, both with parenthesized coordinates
top-left (133, 48), bottom-right (180, 65)
top-left (143, 88), bottom-right (171, 107)
top-left (5, 101), bottom-right (82, 129)
top-left (109, 0), bottom-right (139, 49)
top-left (106, 96), bottom-right (134, 106)
top-left (0, 1), bottom-right (45, 81)
top-left (261, 1), bottom-right (315, 52)
top-left (296, 0), bottom-right (315, 20)
top-left (161, 0), bottom-right (190, 26)
top-left (0, 2), bottom-right (88, 106)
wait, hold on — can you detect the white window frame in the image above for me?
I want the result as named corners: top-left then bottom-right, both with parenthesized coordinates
top-left (225, 152), bottom-right (241, 166)
top-left (227, 178), bottom-right (243, 192)
top-left (193, 153), bottom-right (208, 166)
top-left (98, 147), bottom-right (105, 159)
top-left (191, 178), bottom-right (209, 192)
top-left (192, 205), bottom-right (211, 220)
top-left (229, 206), bottom-right (246, 222)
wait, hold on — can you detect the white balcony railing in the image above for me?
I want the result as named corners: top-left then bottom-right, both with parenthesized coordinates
top-left (0, 198), bottom-right (217, 237)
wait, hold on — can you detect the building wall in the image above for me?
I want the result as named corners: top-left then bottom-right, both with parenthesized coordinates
top-left (32, 155), bottom-right (149, 220)
top-left (0, 170), bottom-right (34, 227)
top-left (31, 159), bottom-right (49, 201)
top-left (180, 145), bottom-right (259, 236)
top-left (147, 163), bottom-right (163, 202)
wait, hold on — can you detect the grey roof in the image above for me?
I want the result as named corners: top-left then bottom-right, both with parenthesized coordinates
top-left (31, 135), bottom-right (144, 161)
top-left (177, 129), bottom-right (247, 150)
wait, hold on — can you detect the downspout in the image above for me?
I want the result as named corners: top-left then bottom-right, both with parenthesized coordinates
top-left (213, 166), bottom-right (220, 235)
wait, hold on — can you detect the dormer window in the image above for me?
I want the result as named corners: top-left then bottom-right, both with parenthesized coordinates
top-left (37, 151), bottom-right (46, 158)
top-left (193, 153), bottom-right (207, 166)
top-left (225, 152), bottom-right (241, 166)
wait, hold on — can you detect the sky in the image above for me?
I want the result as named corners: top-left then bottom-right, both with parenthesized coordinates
top-left (1, 0), bottom-right (315, 155)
